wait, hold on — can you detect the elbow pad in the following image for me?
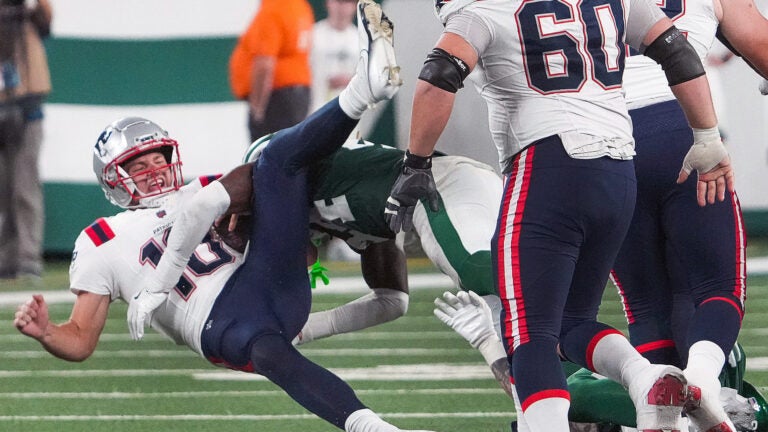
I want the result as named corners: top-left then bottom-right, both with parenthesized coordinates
top-left (643, 26), bottom-right (705, 86)
top-left (418, 48), bottom-right (471, 93)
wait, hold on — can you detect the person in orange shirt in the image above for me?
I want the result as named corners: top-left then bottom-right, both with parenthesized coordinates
top-left (230, 0), bottom-right (314, 143)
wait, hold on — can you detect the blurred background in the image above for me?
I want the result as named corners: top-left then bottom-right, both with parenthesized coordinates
top-left (39, 0), bottom-right (768, 255)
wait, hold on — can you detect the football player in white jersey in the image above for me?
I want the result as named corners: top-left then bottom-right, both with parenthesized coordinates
top-left (385, 0), bottom-right (734, 431)
top-left (13, 2), bottom-right (436, 431)
top-left (609, 0), bottom-right (768, 430)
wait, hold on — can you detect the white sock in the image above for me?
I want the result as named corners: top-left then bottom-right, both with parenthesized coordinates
top-left (345, 409), bottom-right (399, 432)
top-left (511, 385), bottom-right (531, 432)
top-left (339, 72), bottom-right (369, 119)
top-left (590, 333), bottom-right (651, 388)
top-left (296, 289), bottom-right (408, 344)
top-left (523, 396), bottom-right (570, 432)
top-left (685, 340), bottom-right (726, 385)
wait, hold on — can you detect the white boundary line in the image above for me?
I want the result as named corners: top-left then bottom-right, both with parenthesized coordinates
top-left (0, 412), bottom-right (514, 421)
top-left (4, 256), bottom-right (768, 307)
top-left (0, 274), bottom-right (454, 307)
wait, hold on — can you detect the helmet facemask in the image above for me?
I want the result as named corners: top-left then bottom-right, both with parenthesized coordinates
top-left (103, 138), bottom-right (184, 209)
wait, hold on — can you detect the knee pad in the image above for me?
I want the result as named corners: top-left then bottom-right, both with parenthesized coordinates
top-left (368, 288), bottom-right (409, 322)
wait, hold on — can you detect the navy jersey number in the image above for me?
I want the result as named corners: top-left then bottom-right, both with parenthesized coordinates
top-left (140, 229), bottom-right (234, 299)
top-left (516, 0), bottom-right (626, 93)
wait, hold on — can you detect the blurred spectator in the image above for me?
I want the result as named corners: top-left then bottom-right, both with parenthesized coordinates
top-left (310, 0), bottom-right (357, 112)
top-left (0, 0), bottom-right (52, 280)
top-left (229, 0), bottom-right (314, 143)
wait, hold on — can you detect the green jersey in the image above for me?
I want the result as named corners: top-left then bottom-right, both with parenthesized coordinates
top-left (309, 139), bottom-right (403, 250)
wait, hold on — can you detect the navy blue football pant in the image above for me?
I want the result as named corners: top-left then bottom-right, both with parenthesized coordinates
top-left (201, 99), bottom-right (365, 429)
top-left (494, 136), bottom-right (636, 409)
top-left (612, 100), bottom-right (746, 367)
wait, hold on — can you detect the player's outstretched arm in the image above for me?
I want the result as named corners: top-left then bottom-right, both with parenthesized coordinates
top-left (15, 292), bottom-right (110, 362)
top-left (295, 240), bottom-right (409, 345)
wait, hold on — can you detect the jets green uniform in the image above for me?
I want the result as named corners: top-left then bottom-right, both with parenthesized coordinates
top-left (245, 136), bottom-right (503, 296)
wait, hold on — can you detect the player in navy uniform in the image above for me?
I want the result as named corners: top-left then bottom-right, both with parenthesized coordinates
top-left (610, 0), bottom-right (768, 429)
top-left (386, 0), bottom-right (735, 431)
top-left (15, 2), bottom-right (435, 431)
top-left (242, 135), bottom-right (505, 365)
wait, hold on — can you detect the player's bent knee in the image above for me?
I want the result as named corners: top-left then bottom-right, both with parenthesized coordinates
top-left (457, 251), bottom-right (495, 296)
top-left (249, 333), bottom-right (296, 376)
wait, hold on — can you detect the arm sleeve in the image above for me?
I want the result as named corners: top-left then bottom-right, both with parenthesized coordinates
top-left (148, 181), bottom-right (231, 292)
top-left (625, 0), bottom-right (667, 51)
top-left (443, 10), bottom-right (491, 59)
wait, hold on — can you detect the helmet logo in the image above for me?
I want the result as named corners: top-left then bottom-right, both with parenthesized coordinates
top-left (95, 129), bottom-right (113, 157)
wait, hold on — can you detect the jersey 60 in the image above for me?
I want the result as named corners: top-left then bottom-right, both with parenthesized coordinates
top-left (516, 0), bottom-right (626, 93)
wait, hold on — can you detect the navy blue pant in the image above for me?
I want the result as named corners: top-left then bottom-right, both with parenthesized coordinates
top-left (201, 99), bottom-right (365, 429)
top-left (495, 136), bottom-right (636, 408)
top-left (612, 100), bottom-right (746, 366)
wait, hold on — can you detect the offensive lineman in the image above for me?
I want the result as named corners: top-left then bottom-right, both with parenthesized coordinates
top-left (13, 2), bottom-right (432, 431)
top-left (608, 0), bottom-right (768, 429)
top-left (385, 0), bottom-right (734, 431)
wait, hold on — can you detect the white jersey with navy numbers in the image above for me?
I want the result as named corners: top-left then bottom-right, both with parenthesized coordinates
top-left (69, 177), bottom-right (245, 357)
top-left (442, 0), bottom-right (665, 169)
top-left (623, 0), bottom-right (718, 109)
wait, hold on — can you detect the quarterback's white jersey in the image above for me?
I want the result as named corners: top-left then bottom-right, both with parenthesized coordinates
top-left (623, 0), bottom-right (718, 109)
top-left (443, 0), bottom-right (665, 169)
top-left (69, 178), bottom-right (245, 357)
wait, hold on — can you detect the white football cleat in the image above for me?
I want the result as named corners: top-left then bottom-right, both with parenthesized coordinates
top-left (353, 0), bottom-right (402, 105)
top-left (628, 364), bottom-right (687, 432)
top-left (684, 372), bottom-right (737, 432)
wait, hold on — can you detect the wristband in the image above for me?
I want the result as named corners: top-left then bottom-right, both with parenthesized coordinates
top-left (403, 149), bottom-right (433, 169)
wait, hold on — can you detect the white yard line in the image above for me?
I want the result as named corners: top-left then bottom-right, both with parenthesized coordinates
top-left (0, 388), bottom-right (503, 399)
top-left (0, 273), bottom-right (454, 306)
top-left (0, 348), bottom-right (474, 359)
top-left (0, 412), bottom-right (514, 421)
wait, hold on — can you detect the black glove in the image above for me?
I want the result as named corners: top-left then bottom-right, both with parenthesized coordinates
top-left (385, 150), bottom-right (440, 233)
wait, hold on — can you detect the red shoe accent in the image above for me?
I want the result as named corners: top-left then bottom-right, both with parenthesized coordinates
top-left (702, 422), bottom-right (733, 432)
top-left (647, 374), bottom-right (687, 407)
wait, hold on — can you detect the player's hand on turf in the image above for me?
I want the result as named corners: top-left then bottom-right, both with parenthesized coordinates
top-left (127, 286), bottom-right (168, 341)
top-left (676, 127), bottom-right (734, 207)
top-left (14, 294), bottom-right (49, 339)
top-left (434, 290), bottom-right (496, 349)
top-left (385, 151), bottom-right (439, 233)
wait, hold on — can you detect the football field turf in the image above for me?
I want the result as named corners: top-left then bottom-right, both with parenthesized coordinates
top-left (1, 260), bottom-right (767, 432)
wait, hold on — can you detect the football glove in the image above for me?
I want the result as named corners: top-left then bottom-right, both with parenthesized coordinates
top-left (385, 150), bottom-right (439, 233)
top-left (308, 259), bottom-right (330, 289)
top-left (127, 284), bottom-right (169, 341)
top-left (434, 290), bottom-right (496, 350)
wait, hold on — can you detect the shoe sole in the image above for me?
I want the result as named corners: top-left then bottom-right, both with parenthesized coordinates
top-left (684, 386), bottom-right (735, 432)
top-left (639, 374), bottom-right (687, 432)
top-left (358, 0), bottom-right (402, 87)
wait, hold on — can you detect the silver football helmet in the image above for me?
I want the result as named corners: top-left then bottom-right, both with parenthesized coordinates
top-left (93, 117), bottom-right (184, 209)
